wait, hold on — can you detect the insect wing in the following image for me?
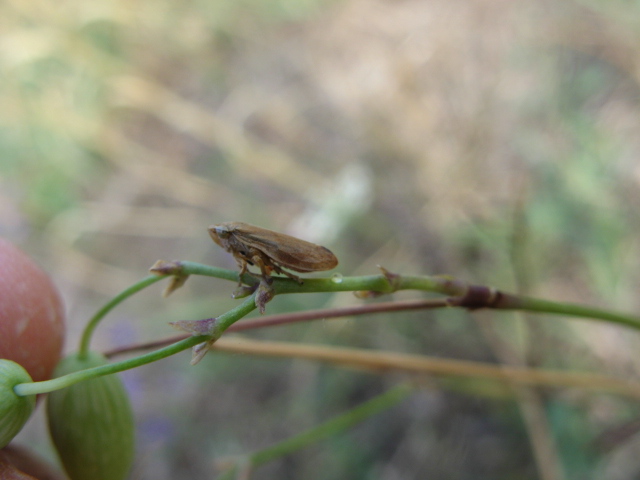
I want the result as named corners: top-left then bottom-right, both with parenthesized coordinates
top-left (232, 224), bottom-right (338, 273)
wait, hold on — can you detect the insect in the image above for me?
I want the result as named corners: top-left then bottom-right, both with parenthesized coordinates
top-left (209, 222), bottom-right (339, 284)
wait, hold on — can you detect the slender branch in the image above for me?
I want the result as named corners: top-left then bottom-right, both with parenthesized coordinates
top-left (15, 296), bottom-right (258, 396)
top-left (216, 384), bottom-right (413, 478)
top-left (249, 383), bottom-right (412, 464)
top-left (78, 275), bottom-right (165, 357)
top-left (149, 261), bottom-right (640, 331)
top-left (59, 260), bottom-right (640, 399)
top-left (206, 337), bottom-right (640, 398)
top-left (497, 295), bottom-right (640, 330)
top-left (229, 298), bottom-right (448, 331)
top-left (105, 299), bottom-right (448, 358)
top-left (505, 194), bottom-right (565, 480)
top-left (15, 335), bottom-right (204, 396)
top-left (103, 333), bottom-right (640, 399)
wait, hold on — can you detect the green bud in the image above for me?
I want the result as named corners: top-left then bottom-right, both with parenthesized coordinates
top-left (47, 352), bottom-right (135, 480)
top-left (0, 360), bottom-right (36, 448)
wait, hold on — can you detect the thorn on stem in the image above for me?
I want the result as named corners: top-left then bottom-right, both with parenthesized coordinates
top-left (150, 260), bottom-right (190, 297)
top-left (378, 265), bottom-right (401, 292)
top-left (255, 278), bottom-right (275, 314)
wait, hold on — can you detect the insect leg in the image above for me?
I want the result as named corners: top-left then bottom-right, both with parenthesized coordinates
top-left (280, 269), bottom-right (303, 284)
top-left (249, 250), bottom-right (303, 284)
top-left (269, 263), bottom-right (303, 284)
top-left (235, 257), bottom-right (249, 286)
top-left (248, 252), bottom-right (274, 281)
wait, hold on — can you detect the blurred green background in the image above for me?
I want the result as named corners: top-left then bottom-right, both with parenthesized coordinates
top-left (4, 0), bottom-right (640, 478)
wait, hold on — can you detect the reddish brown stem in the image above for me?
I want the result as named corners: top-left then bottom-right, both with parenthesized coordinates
top-left (105, 299), bottom-right (447, 358)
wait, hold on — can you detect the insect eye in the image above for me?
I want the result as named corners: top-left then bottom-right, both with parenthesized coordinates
top-left (215, 228), bottom-right (230, 239)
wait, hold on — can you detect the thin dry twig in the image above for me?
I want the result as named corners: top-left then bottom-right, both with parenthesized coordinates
top-left (105, 299), bottom-right (447, 357)
top-left (205, 337), bottom-right (640, 398)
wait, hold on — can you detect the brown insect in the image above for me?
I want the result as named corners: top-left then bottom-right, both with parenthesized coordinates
top-left (209, 221), bottom-right (339, 284)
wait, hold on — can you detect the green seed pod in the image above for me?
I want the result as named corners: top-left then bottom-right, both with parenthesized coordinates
top-left (0, 360), bottom-right (35, 448)
top-left (46, 352), bottom-right (135, 480)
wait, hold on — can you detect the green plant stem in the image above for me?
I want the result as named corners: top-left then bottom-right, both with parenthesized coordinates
top-left (250, 384), bottom-right (411, 464)
top-left (177, 261), bottom-right (242, 282)
top-left (59, 261), bottom-right (640, 401)
top-left (15, 295), bottom-right (258, 397)
top-left (165, 262), bottom-right (640, 331)
top-left (77, 263), bottom-right (243, 357)
top-left (503, 295), bottom-right (640, 331)
top-left (218, 384), bottom-right (413, 478)
top-left (15, 335), bottom-right (204, 396)
top-left (209, 295), bottom-right (258, 339)
top-left (78, 275), bottom-right (165, 357)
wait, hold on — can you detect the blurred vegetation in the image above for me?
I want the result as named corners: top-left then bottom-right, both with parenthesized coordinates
top-left (3, 0), bottom-right (640, 478)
